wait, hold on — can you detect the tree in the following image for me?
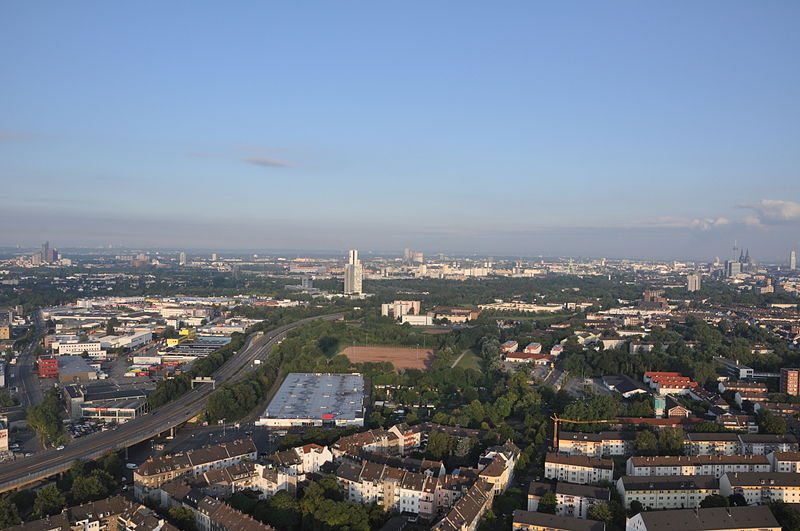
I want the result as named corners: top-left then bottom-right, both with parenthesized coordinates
top-left (0, 498), bottom-right (21, 528)
top-left (588, 502), bottom-right (613, 523)
top-left (758, 410), bottom-right (787, 435)
top-left (538, 492), bottom-right (557, 514)
top-left (769, 500), bottom-right (800, 531)
top-left (33, 485), bottom-right (66, 518)
top-left (657, 428), bottom-right (685, 455)
top-left (71, 475), bottom-right (108, 504)
top-left (628, 500), bottom-right (643, 517)
top-left (634, 430), bottom-right (658, 456)
top-left (700, 494), bottom-right (729, 508)
top-left (168, 506), bottom-right (197, 531)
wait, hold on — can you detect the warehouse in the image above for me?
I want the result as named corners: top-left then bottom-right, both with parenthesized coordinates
top-left (257, 373), bottom-right (366, 428)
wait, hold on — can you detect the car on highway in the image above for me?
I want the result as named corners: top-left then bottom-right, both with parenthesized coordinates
top-left (125, 463), bottom-right (138, 469)
top-left (55, 445), bottom-right (65, 451)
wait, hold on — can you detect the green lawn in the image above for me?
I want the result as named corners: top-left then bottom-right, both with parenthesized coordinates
top-left (455, 349), bottom-right (482, 370)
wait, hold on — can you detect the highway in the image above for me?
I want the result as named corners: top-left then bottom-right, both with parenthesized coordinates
top-left (0, 313), bottom-right (342, 493)
top-left (14, 311), bottom-right (45, 409)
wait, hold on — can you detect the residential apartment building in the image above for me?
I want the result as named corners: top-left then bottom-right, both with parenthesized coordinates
top-left (626, 455), bottom-right (770, 478)
top-left (134, 439), bottom-right (257, 490)
top-left (545, 453), bottom-right (613, 485)
top-left (432, 480), bottom-right (494, 531)
top-left (264, 443), bottom-right (332, 478)
top-left (780, 368), bottom-right (800, 396)
top-left (616, 475), bottom-right (718, 510)
top-left (477, 441), bottom-right (520, 494)
top-left (739, 434), bottom-right (799, 455)
top-left (624, 506), bottom-right (779, 531)
top-left (768, 451), bottom-right (800, 472)
top-left (684, 433), bottom-right (741, 455)
top-left (511, 510), bottom-right (605, 531)
top-left (719, 472), bottom-right (800, 505)
top-left (527, 482), bottom-right (609, 519)
top-left (558, 431), bottom-right (637, 457)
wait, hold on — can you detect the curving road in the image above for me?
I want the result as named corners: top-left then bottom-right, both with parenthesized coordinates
top-left (0, 313), bottom-right (342, 493)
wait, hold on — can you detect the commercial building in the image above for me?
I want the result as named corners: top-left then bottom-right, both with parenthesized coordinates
top-left (57, 356), bottom-right (98, 383)
top-left (381, 300), bottom-right (421, 319)
top-left (57, 340), bottom-right (107, 359)
top-left (344, 249), bottom-right (363, 295)
top-left (256, 373), bottom-right (366, 428)
top-left (616, 475), bottom-right (718, 509)
top-left (38, 357), bottom-right (59, 378)
top-left (545, 453), bottom-right (614, 485)
top-left (781, 368), bottom-right (800, 396)
top-left (624, 506), bottom-right (779, 531)
top-left (81, 398), bottom-right (148, 423)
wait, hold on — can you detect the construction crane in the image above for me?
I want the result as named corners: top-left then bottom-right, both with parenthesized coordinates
top-left (551, 414), bottom-right (616, 449)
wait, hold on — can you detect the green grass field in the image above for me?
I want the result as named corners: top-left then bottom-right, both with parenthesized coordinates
top-left (455, 349), bottom-right (482, 370)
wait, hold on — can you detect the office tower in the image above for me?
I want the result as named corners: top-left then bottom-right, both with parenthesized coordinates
top-left (687, 273), bottom-right (701, 292)
top-left (781, 368), bottom-right (800, 396)
top-left (725, 260), bottom-right (741, 278)
top-left (179, 252), bottom-right (187, 266)
top-left (344, 249), bottom-right (363, 295)
top-left (403, 248), bottom-right (412, 262)
top-left (31, 252), bottom-right (42, 266)
top-left (301, 276), bottom-right (313, 289)
top-left (412, 251), bottom-right (424, 263)
top-left (791, 250), bottom-right (797, 270)
top-left (41, 241), bottom-right (50, 263)
top-left (211, 253), bottom-right (218, 261)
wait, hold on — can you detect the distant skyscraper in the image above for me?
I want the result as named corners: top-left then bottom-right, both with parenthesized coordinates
top-left (211, 253), bottom-right (218, 261)
top-left (687, 273), bottom-right (701, 292)
top-left (41, 241), bottom-right (50, 263)
top-left (791, 250), bottom-right (797, 270)
top-left (344, 249), bottom-right (363, 295)
top-left (179, 252), bottom-right (187, 266)
top-left (403, 248), bottom-right (412, 262)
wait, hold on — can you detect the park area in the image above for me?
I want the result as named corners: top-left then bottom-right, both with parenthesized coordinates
top-left (340, 345), bottom-right (436, 370)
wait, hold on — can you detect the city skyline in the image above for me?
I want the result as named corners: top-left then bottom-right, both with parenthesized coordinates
top-left (1, 2), bottom-right (799, 259)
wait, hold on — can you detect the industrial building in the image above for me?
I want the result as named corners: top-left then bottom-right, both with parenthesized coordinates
top-left (81, 399), bottom-right (147, 423)
top-left (257, 373), bottom-right (366, 428)
top-left (39, 356), bottom-right (97, 383)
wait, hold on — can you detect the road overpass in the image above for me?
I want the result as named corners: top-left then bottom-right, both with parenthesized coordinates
top-left (0, 313), bottom-right (342, 493)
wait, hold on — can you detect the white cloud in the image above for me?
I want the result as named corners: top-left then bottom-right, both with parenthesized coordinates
top-left (740, 199), bottom-right (800, 224)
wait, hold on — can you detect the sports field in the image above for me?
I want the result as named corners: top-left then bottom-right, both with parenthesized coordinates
top-left (340, 345), bottom-right (435, 370)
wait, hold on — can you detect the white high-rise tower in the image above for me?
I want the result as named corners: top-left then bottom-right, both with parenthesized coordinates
top-left (344, 249), bottom-right (363, 295)
top-left (791, 250), bottom-right (797, 270)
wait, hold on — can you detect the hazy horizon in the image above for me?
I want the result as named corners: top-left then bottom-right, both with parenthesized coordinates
top-left (2, 2), bottom-right (799, 261)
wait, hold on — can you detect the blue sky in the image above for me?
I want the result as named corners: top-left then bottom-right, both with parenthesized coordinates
top-left (1, 1), bottom-right (799, 260)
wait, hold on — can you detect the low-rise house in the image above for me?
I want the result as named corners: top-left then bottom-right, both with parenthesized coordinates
top-left (501, 341), bottom-right (519, 353)
top-left (511, 510), bottom-right (606, 531)
top-left (558, 431), bottom-right (636, 457)
top-left (624, 506), bottom-right (780, 531)
top-left (719, 472), bottom-right (800, 505)
top-left (625, 455), bottom-right (770, 478)
top-left (768, 451), bottom-right (800, 472)
top-left (602, 375), bottom-right (649, 398)
top-left (734, 390), bottom-right (769, 408)
top-left (714, 413), bottom-right (758, 433)
top-left (545, 453), bottom-right (613, 485)
top-left (616, 475), bottom-right (718, 510)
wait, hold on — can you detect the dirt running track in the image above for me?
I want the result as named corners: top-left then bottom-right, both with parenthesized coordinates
top-left (340, 346), bottom-right (435, 370)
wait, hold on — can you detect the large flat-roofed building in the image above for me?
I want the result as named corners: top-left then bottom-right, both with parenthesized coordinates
top-left (256, 373), bottom-right (366, 428)
top-left (625, 506), bottom-right (779, 531)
